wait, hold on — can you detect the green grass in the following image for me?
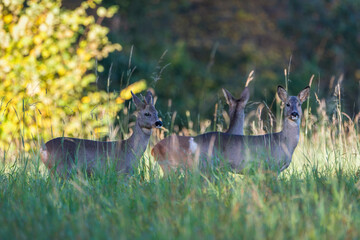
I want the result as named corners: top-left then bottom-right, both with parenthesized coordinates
top-left (1, 141), bottom-right (360, 239)
top-left (1, 82), bottom-right (360, 239)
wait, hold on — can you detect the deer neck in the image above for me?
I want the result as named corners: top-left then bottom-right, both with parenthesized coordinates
top-left (226, 110), bottom-right (244, 135)
top-left (126, 119), bottom-right (152, 155)
top-left (280, 118), bottom-right (300, 153)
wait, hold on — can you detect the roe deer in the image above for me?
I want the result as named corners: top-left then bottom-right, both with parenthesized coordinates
top-left (40, 91), bottom-right (162, 176)
top-left (222, 87), bottom-right (250, 135)
top-left (151, 87), bottom-right (250, 173)
top-left (153, 85), bottom-right (310, 175)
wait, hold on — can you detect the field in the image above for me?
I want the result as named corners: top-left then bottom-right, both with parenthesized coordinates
top-left (1, 94), bottom-right (360, 240)
top-left (2, 1), bottom-right (360, 239)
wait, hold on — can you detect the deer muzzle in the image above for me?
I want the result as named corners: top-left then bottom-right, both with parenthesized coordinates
top-left (155, 120), bottom-right (163, 128)
top-left (290, 112), bottom-right (299, 120)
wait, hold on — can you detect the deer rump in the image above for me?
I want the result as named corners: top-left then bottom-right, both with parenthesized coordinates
top-left (151, 135), bottom-right (198, 172)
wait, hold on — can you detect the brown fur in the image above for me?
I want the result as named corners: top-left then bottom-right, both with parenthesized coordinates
top-left (152, 87), bottom-right (249, 174)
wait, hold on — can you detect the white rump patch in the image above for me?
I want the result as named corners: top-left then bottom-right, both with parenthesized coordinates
top-left (40, 149), bottom-right (48, 162)
top-left (189, 137), bottom-right (198, 154)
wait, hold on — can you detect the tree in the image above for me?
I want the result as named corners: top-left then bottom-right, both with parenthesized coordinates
top-left (0, 0), bottom-right (146, 153)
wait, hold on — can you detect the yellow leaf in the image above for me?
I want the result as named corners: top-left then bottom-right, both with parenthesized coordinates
top-left (97, 7), bottom-right (107, 18)
top-left (81, 96), bottom-right (90, 103)
top-left (33, 35), bottom-right (42, 45)
top-left (4, 14), bottom-right (13, 24)
top-left (120, 80), bottom-right (147, 100)
top-left (115, 97), bottom-right (124, 104)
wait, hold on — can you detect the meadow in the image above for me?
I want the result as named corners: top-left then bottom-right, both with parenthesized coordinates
top-left (2, 1), bottom-right (360, 239)
top-left (1, 82), bottom-right (360, 240)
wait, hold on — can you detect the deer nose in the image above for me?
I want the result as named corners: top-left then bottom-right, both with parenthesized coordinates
top-left (291, 112), bottom-right (299, 118)
top-left (155, 120), bottom-right (163, 128)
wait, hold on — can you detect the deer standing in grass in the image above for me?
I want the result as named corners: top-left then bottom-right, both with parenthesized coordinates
top-left (153, 85), bottom-right (310, 174)
top-left (40, 91), bottom-right (162, 176)
top-left (151, 87), bottom-right (250, 173)
top-left (222, 88), bottom-right (250, 135)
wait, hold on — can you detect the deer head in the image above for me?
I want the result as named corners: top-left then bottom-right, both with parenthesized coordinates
top-left (277, 85), bottom-right (310, 125)
top-left (222, 87), bottom-right (250, 119)
top-left (131, 91), bottom-right (163, 135)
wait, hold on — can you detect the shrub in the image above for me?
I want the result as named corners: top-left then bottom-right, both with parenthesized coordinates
top-left (0, 0), bottom-right (145, 153)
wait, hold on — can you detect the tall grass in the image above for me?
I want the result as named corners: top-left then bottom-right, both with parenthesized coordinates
top-left (1, 77), bottom-right (360, 239)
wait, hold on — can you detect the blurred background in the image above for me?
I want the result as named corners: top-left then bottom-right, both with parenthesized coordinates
top-left (92, 0), bottom-right (359, 124)
top-left (1, 0), bottom-right (360, 151)
top-left (97, 0), bottom-right (360, 115)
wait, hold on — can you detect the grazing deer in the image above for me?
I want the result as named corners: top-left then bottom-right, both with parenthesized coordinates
top-left (40, 91), bottom-right (162, 176)
top-left (153, 85), bottom-right (310, 174)
top-left (151, 87), bottom-right (250, 173)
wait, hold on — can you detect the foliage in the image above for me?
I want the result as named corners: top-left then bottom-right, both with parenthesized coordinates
top-left (101, 0), bottom-right (291, 125)
top-left (99, 0), bottom-right (360, 127)
top-left (279, 0), bottom-right (360, 110)
top-left (0, 0), bottom-right (147, 152)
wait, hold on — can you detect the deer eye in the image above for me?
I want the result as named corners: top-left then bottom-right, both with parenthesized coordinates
top-left (144, 112), bottom-right (151, 117)
top-left (286, 103), bottom-right (290, 107)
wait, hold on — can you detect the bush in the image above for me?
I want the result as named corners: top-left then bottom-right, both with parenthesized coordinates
top-left (0, 0), bottom-right (145, 153)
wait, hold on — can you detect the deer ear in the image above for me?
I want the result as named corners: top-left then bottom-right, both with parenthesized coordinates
top-left (277, 85), bottom-right (288, 103)
top-left (131, 91), bottom-right (145, 109)
top-left (144, 90), bottom-right (154, 105)
top-left (239, 87), bottom-right (250, 106)
top-left (222, 88), bottom-right (236, 106)
top-left (298, 86), bottom-right (310, 104)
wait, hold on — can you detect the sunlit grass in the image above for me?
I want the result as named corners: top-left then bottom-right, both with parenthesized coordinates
top-left (1, 144), bottom-right (359, 239)
top-left (1, 75), bottom-right (360, 239)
